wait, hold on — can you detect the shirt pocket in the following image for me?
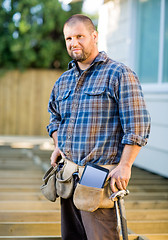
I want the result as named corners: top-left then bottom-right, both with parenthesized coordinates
top-left (56, 90), bottom-right (71, 114)
top-left (56, 90), bottom-right (71, 101)
top-left (84, 87), bottom-right (117, 116)
top-left (84, 87), bottom-right (107, 116)
top-left (84, 87), bottom-right (106, 96)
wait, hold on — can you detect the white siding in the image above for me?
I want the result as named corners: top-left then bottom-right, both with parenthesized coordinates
top-left (134, 93), bottom-right (168, 177)
top-left (98, 0), bottom-right (135, 68)
top-left (98, 0), bottom-right (168, 177)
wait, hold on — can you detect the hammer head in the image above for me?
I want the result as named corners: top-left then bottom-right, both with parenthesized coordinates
top-left (110, 189), bottom-right (129, 201)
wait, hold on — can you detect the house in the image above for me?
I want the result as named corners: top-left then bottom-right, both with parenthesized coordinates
top-left (98, 0), bottom-right (168, 177)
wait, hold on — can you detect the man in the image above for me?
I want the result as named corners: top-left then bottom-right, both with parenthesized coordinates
top-left (47, 14), bottom-right (150, 240)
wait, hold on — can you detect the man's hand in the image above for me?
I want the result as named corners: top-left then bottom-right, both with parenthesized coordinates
top-left (50, 147), bottom-right (62, 167)
top-left (108, 164), bottom-right (131, 193)
top-left (108, 144), bottom-right (141, 193)
top-left (51, 131), bottom-right (64, 167)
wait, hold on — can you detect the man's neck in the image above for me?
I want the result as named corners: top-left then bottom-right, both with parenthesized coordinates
top-left (77, 62), bottom-right (91, 70)
top-left (77, 51), bottom-right (99, 70)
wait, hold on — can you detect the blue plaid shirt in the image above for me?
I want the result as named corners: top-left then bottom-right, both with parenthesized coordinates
top-left (47, 52), bottom-right (150, 166)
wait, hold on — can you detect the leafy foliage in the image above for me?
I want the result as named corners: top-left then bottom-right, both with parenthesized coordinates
top-left (0, 0), bottom-right (82, 70)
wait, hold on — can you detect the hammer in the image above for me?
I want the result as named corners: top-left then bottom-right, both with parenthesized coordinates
top-left (110, 190), bottom-right (129, 240)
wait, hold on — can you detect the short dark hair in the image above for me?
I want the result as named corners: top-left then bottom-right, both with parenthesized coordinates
top-left (63, 14), bottom-right (96, 33)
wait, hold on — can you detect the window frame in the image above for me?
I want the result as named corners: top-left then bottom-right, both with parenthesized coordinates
top-left (133, 0), bottom-right (168, 93)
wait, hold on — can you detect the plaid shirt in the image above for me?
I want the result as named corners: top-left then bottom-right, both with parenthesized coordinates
top-left (47, 52), bottom-right (150, 165)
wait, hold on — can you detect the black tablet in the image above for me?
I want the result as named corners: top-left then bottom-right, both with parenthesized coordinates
top-left (79, 162), bottom-right (109, 188)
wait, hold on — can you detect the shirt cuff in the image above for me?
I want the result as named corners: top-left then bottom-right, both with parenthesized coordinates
top-left (121, 133), bottom-right (148, 147)
top-left (47, 124), bottom-right (59, 138)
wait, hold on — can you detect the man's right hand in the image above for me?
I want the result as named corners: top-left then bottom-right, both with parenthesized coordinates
top-left (50, 147), bottom-right (62, 167)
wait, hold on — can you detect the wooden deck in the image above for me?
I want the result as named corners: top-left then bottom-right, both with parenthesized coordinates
top-left (0, 144), bottom-right (168, 240)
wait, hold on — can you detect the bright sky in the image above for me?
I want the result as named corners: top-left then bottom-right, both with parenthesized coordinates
top-left (82, 0), bottom-right (104, 14)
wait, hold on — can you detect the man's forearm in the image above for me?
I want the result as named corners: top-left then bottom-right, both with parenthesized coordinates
top-left (52, 131), bottom-right (58, 147)
top-left (119, 144), bottom-right (141, 168)
top-left (109, 144), bottom-right (141, 192)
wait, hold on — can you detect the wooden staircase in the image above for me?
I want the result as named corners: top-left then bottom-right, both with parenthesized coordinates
top-left (0, 144), bottom-right (168, 240)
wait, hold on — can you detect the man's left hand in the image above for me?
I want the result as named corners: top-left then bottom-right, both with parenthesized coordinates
top-left (108, 164), bottom-right (131, 193)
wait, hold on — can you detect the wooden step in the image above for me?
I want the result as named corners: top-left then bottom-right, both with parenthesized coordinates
top-left (0, 201), bottom-right (60, 211)
top-left (0, 171), bottom-right (43, 178)
top-left (126, 209), bottom-right (168, 220)
top-left (142, 234), bottom-right (168, 240)
top-left (0, 210), bottom-right (61, 222)
top-left (0, 179), bottom-right (42, 185)
top-left (0, 222), bottom-right (61, 236)
top-left (0, 185), bottom-right (41, 192)
top-left (128, 220), bottom-right (168, 234)
top-left (131, 173), bottom-right (163, 179)
top-left (126, 192), bottom-right (168, 200)
top-left (129, 179), bottom-right (168, 185)
top-left (125, 200), bottom-right (168, 209)
top-left (0, 165), bottom-right (40, 170)
top-left (0, 192), bottom-right (45, 201)
top-left (128, 185), bottom-right (168, 192)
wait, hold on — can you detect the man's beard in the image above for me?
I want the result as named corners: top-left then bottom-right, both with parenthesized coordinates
top-left (70, 49), bottom-right (89, 62)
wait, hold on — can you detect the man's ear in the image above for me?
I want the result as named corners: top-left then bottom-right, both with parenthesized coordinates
top-left (92, 30), bottom-right (98, 43)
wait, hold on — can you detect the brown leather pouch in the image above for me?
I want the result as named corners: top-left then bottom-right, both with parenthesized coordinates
top-left (40, 166), bottom-right (58, 202)
top-left (73, 164), bottom-right (117, 212)
top-left (56, 159), bottom-right (78, 199)
top-left (73, 179), bottom-right (114, 212)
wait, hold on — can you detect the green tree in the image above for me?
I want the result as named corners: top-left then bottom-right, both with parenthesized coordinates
top-left (0, 0), bottom-right (82, 70)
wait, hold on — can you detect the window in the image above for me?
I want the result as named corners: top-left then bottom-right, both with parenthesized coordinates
top-left (136, 0), bottom-right (168, 86)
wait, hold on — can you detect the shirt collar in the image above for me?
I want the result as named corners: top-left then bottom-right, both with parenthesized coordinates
top-left (68, 51), bottom-right (108, 70)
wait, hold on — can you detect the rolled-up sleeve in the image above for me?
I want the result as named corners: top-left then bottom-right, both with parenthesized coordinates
top-left (118, 67), bottom-right (151, 147)
top-left (47, 86), bottom-right (61, 137)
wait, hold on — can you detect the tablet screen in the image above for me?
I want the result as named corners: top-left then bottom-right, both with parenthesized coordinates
top-left (80, 163), bottom-right (109, 188)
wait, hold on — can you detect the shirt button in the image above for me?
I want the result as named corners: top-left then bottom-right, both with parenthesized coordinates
top-left (68, 135), bottom-right (71, 139)
top-left (66, 150), bottom-right (70, 156)
top-left (75, 73), bottom-right (78, 77)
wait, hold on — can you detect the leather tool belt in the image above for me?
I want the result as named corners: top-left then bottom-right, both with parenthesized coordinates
top-left (40, 157), bottom-right (117, 212)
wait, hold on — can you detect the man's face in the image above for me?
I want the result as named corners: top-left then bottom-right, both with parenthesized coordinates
top-left (63, 21), bottom-right (98, 64)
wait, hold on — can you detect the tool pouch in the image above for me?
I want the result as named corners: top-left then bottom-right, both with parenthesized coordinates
top-left (56, 159), bottom-right (78, 199)
top-left (73, 179), bottom-right (114, 212)
top-left (73, 164), bottom-right (118, 212)
top-left (40, 165), bottom-right (59, 202)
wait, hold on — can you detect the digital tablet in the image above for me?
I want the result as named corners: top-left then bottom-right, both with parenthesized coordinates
top-left (79, 162), bottom-right (109, 188)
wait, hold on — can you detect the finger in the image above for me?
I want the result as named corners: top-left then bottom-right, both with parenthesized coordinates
top-left (122, 177), bottom-right (130, 189)
top-left (110, 178), bottom-right (118, 193)
top-left (50, 154), bottom-right (57, 167)
top-left (51, 158), bottom-right (57, 167)
top-left (121, 180), bottom-right (127, 190)
top-left (60, 150), bottom-right (65, 158)
top-left (115, 178), bottom-right (123, 191)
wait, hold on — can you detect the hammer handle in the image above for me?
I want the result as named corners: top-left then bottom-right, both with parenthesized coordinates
top-left (118, 198), bottom-right (128, 240)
